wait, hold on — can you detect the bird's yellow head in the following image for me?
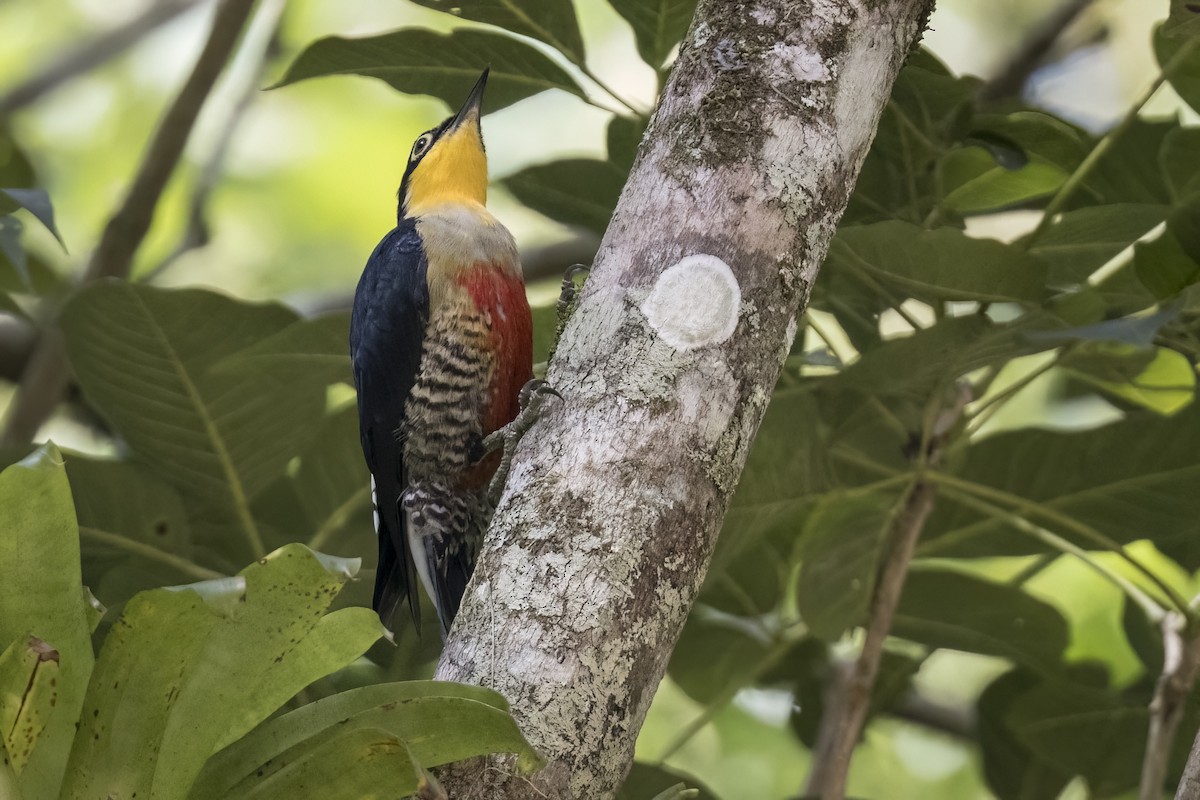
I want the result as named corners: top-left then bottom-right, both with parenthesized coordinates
top-left (399, 68), bottom-right (490, 219)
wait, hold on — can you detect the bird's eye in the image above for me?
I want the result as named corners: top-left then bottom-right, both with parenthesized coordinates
top-left (412, 135), bottom-right (431, 160)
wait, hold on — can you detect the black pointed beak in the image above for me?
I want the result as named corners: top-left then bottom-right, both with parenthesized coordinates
top-left (451, 67), bottom-right (489, 129)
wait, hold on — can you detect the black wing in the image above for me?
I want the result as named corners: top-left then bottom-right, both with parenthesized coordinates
top-left (350, 219), bottom-right (429, 633)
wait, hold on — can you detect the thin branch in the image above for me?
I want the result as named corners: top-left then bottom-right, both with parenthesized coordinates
top-left (0, 0), bottom-right (208, 117)
top-left (1142, 614), bottom-right (1200, 800)
top-left (141, 0), bottom-right (286, 283)
top-left (805, 477), bottom-right (938, 800)
top-left (978, 0), bottom-right (1097, 106)
top-left (1, 0), bottom-right (259, 447)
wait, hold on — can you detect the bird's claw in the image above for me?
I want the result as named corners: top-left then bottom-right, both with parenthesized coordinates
top-left (484, 379), bottom-right (562, 504)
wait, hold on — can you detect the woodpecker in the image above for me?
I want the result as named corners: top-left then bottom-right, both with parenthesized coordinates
top-left (350, 68), bottom-right (536, 637)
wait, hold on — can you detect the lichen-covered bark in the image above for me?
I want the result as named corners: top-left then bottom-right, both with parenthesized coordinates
top-left (435, 1), bottom-right (934, 797)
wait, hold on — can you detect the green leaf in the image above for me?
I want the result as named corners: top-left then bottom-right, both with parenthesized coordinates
top-left (1164, 0), bottom-right (1200, 38)
top-left (1168, 191), bottom-right (1200, 265)
top-left (213, 312), bottom-right (352, 387)
top-left (967, 111), bottom-right (1088, 172)
top-left (1006, 680), bottom-right (1152, 796)
top-left (275, 28), bottom-right (585, 111)
top-left (505, 157), bottom-right (626, 233)
top-left (976, 670), bottom-right (1072, 800)
top-left (191, 681), bottom-right (542, 799)
top-left (939, 147), bottom-right (1066, 214)
top-left (608, 0), bottom-right (696, 69)
top-left (1027, 203), bottom-right (1167, 286)
top-left (826, 222), bottom-right (1047, 304)
top-left (253, 405), bottom-right (371, 555)
top-left (618, 764), bottom-right (718, 800)
top-left (410, 0), bottom-right (586, 65)
top-left (1161, 126), bottom-right (1200, 200)
top-left (607, 115), bottom-right (646, 168)
top-left (1064, 343), bottom-right (1196, 415)
top-left (221, 727), bottom-right (421, 800)
top-left (0, 129), bottom-right (35, 188)
top-left (668, 612), bottom-right (770, 703)
top-left (1121, 595), bottom-right (1163, 677)
top-left (67, 456), bottom-right (206, 602)
top-left (61, 283), bottom-right (325, 560)
top-left (0, 445), bottom-right (94, 800)
top-left (892, 569), bottom-right (1069, 672)
top-left (797, 492), bottom-right (895, 641)
top-left (64, 545), bottom-right (374, 800)
top-left (153, 545), bottom-right (368, 794)
top-left (0, 187), bottom-right (64, 249)
top-left (60, 585), bottom-right (228, 800)
top-left (1134, 229), bottom-right (1200, 299)
top-left (920, 402), bottom-right (1200, 560)
top-left (1156, 24), bottom-right (1200, 116)
top-left (1082, 119), bottom-right (1174, 205)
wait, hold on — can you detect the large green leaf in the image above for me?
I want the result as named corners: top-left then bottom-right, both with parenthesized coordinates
top-left (275, 28), bottom-right (585, 111)
top-left (1063, 343), bottom-right (1195, 415)
top-left (60, 583), bottom-right (232, 800)
top-left (826, 222), bottom-right (1047, 304)
top-left (191, 681), bottom-right (541, 799)
top-left (1161, 126), bottom-right (1200, 201)
top-left (67, 456), bottom-right (209, 603)
top-left (221, 727), bottom-right (420, 800)
top-left (797, 492), bottom-right (896, 641)
top-left (63, 545), bottom-right (380, 800)
top-left (608, 0), bottom-right (696, 69)
top-left (410, 0), bottom-right (586, 65)
top-left (1156, 24), bottom-right (1200, 116)
top-left (892, 569), bottom-right (1069, 672)
top-left (1081, 119), bottom-right (1174, 205)
top-left (0, 445), bottom-right (94, 800)
top-left (938, 147), bottom-right (1066, 214)
top-left (253, 405), bottom-right (372, 555)
top-left (1027, 203), bottom-right (1167, 286)
top-left (976, 670), bottom-right (1072, 800)
top-left (920, 402), bottom-right (1200, 560)
top-left (1005, 678), bottom-right (1190, 796)
top-left (61, 283), bottom-right (325, 561)
top-left (154, 546), bottom-right (375, 795)
top-left (505, 157), bottom-right (627, 233)
top-left (213, 312), bottom-right (352, 388)
top-left (667, 612), bottom-right (771, 703)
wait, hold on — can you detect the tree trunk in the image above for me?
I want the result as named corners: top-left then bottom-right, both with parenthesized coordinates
top-left (434, 0), bottom-right (934, 796)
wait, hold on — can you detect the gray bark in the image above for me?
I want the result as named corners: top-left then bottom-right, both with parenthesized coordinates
top-left (434, 0), bottom-right (934, 797)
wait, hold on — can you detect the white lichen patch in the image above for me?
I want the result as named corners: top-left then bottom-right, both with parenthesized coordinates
top-left (771, 42), bottom-right (832, 82)
top-left (640, 255), bottom-right (741, 351)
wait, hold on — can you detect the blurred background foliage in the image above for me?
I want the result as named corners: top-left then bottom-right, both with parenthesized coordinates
top-left (3, 0), bottom-right (1200, 798)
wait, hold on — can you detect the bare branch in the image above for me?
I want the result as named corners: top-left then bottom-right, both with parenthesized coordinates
top-left (1, 0), bottom-right (258, 447)
top-left (978, 0), bottom-right (1096, 106)
top-left (142, 0), bottom-right (287, 283)
top-left (432, 0), bottom-right (935, 796)
top-left (0, 0), bottom-right (208, 117)
top-left (804, 479), bottom-right (939, 800)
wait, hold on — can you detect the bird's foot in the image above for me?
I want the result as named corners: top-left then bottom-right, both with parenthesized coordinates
top-left (548, 264), bottom-right (590, 363)
top-left (483, 379), bottom-right (562, 504)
